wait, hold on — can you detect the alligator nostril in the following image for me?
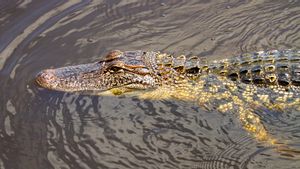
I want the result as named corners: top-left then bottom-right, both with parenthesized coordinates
top-left (36, 69), bottom-right (57, 87)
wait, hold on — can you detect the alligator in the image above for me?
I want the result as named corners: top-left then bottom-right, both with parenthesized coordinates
top-left (36, 49), bottom-right (300, 153)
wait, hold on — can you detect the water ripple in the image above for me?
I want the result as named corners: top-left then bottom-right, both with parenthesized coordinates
top-left (0, 0), bottom-right (300, 169)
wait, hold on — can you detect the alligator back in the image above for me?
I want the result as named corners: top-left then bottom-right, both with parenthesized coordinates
top-left (213, 50), bottom-right (300, 87)
top-left (155, 49), bottom-right (300, 88)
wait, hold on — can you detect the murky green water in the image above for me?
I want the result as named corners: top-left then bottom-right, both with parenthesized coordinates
top-left (0, 0), bottom-right (300, 169)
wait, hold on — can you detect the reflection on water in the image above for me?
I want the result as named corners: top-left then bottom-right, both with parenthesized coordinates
top-left (0, 0), bottom-right (300, 168)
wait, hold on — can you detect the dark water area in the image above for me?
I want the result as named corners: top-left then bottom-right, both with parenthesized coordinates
top-left (0, 0), bottom-right (300, 169)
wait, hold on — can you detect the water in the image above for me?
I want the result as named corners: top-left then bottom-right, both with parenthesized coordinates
top-left (0, 0), bottom-right (300, 169)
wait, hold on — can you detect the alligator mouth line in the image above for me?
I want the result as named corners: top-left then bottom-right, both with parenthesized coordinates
top-left (36, 66), bottom-right (155, 93)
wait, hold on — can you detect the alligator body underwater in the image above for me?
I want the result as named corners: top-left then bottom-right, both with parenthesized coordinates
top-left (36, 49), bottom-right (300, 151)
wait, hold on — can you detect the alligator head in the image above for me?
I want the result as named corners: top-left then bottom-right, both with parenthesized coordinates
top-left (36, 50), bottom-right (159, 94)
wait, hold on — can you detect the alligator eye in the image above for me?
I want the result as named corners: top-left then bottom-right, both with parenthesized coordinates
top-left (109, 66), bottom-right (123, 72)
top-left (110, 66), bottom-right (121, 72)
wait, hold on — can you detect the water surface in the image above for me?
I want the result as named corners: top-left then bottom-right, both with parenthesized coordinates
top-left (0, 0), bottom-right (300, 169)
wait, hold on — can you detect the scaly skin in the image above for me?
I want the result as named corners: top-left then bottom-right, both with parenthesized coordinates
top-left (36, 49), bottom-right (300, 154)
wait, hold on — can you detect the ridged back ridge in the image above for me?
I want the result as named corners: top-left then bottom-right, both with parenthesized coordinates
top-left (154, 50), bottom-right (300, 87)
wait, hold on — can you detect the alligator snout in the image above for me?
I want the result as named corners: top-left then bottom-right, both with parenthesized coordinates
top-left (36, 69), bottom-right (59, 90)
